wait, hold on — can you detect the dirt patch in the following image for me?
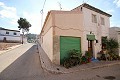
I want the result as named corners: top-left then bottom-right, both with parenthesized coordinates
top-left (0, 43), bottom-right (20, 51)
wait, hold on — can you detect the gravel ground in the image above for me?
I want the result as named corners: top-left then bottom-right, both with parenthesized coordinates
top-left (0, 43), bottom-right (20, 50)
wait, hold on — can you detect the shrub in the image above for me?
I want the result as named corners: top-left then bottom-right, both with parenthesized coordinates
top-left (85, 51), bottom-right (92, 62)
top-left (63, 49), bottom-right (82, 68)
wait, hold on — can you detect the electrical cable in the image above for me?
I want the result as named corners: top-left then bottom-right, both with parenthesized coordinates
top-left (40, 0), bottom-right (47, 28)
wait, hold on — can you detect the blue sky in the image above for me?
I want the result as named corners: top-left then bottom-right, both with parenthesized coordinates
top-left (0, 0), bottom-right (120, 34)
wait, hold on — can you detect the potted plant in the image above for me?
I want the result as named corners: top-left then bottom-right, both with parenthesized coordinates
top-left (85, 51), bottom-right (92, 63)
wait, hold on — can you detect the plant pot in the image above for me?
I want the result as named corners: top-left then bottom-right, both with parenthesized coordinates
top-left (88, 58), bottom-right (91, 63)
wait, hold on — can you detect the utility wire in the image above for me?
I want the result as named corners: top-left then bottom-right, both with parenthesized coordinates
top-left (40, 0), bottom-right (47, 28)
top-left (42, 0), bottom-right (46, 10)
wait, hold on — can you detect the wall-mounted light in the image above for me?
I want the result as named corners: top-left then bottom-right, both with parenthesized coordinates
top-left (96, 40), bottom-right (98, 43)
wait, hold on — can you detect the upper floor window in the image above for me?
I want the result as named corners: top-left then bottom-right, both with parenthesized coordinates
top-left (92, 14), bottom-right (97, 23)
top-left (13, 32), bottom-right (17, 35)
top-left (6, 31), bottom-right (9, 34)
top-left (101, 17), bottom-right (105, 25)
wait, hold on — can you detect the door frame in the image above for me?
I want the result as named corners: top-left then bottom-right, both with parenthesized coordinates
top-left (88, 40), bottom-right (94, 57)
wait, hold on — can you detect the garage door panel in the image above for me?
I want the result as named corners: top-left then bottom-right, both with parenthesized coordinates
top-left (60, 36), bottom-right (81, 64)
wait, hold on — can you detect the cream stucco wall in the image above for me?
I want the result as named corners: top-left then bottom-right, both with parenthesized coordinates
top-left (41, 13), bottom-right (54, 61)
top-left (52, 11), bottom-right (83, 64)
top-left (40, 7), bottom-right (111, 65)
top-left (54, 12), bottom-right (83, 37)
top-left (81, 7), bottom-right (110, 58)
top-left (41, 27), bottom-right (53, 61)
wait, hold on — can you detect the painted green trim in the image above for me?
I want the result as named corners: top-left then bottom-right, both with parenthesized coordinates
top-left (87, 35), bottom-right (95, 40)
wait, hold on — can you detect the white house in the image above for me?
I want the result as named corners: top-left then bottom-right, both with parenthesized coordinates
top-left (109, 27), bottom-right (120, 56)
top-left (40, 3), bottom-right (112, 65)
top-left (0, 27), bottom-right (20, 42)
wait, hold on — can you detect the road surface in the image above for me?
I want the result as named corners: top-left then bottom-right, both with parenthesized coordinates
top-left (0, 44), bottom-right (48, 80)
top-left (0, 43), bottom-right (120, 80)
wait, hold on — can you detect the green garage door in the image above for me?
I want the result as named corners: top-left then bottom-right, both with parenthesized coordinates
top-left (60, 36), bottom-right (81, 64)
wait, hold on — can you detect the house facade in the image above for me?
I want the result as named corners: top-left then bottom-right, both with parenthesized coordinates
top-left (40, 3), bottom-right (112, 65)
top-left (0, 27), bottom-right (20, 42)
top-left (109, 27), bottom-right (120, 56)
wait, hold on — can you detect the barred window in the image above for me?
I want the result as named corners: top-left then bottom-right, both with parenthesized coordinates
top-left (6, 31), bottom-right (9, 34)
top-left (13, 32), bottom-right (17, 35)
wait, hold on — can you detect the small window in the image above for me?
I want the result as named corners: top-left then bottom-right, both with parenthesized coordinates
top-left (101, 17), bottom-right (105, 25)
top-left (14, 32), bottom-right (17, 35)
top-left (6, 31), bottom-right (9, 34)
top-left (92, 14), bottom-right (97, 23)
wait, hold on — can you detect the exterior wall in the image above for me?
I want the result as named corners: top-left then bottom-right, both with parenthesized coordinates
top-left (41, 7), bottom-right (111, 65)
top-left (53, 11), bottom-right (83, 64)
top-left (0, 30), bottom-right (20, 42)
top-left (109, 27), bottom-right (120, 56)
top-left (0, 30), bottom-right (20, 36)
top-left (81, 7), bottom-right (110, 58)
top-left (0, 36), bottom-right (20, 41)
top-left (109, 27), bottom-right (120, 41)
top-left (41, 13), bottom-right (53, 61)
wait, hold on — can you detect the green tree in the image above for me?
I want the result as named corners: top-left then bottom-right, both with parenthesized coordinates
top-left (107, 38), bottom-right (119, 53)
top-left (17, 17), bottom-right (31, 44)
top-left (102, 38), bottom-right (119, 53)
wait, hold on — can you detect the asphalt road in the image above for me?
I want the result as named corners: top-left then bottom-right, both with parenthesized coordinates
top-left (0, 43), bottom-right (120, 80)
top-left (0, 44), bottom-right (49, 80)
top-left (46, 64), bottom-right (120, 80)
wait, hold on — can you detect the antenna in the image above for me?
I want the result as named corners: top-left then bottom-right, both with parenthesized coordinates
top-left (58, 2), bottom-right (62, 10)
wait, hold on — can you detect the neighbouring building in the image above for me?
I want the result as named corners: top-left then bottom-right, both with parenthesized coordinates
top-left (0, 27), bottom-right (20, 42)
top-left (40, 3), bottom-right (112, 65)
top-left (109, 27), bottom-right (120, 56)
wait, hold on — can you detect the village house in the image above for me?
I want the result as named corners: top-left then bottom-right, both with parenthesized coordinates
top-left (40, 3), bottom-right (112, 65)
top-left (109, 27), bottom-right (120, 56)
top-left (0, 27), bottom-right (20, 43)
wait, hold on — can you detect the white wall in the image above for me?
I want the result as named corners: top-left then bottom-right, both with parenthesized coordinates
top-left (0, 30), bottom-right (20, 36)
top-left (41, 27), bottom-right (53, 61)
top-left (0, 30), bottom-right (20, 42)
top-left (0, 36), bottom-right (20, 41)
top-left (82, 7), bottom-right (110, 58)
top-left (41, 13), bottom-right (53, 61)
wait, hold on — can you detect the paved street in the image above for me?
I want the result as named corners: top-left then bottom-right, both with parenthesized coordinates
top-left (0, 43), bottom-right (33, 73)
top-left (47, 64), bottom-right (120, 80)
top-left (0, 43), bottom-right (47, 80)
top-left (0, 43), bottom-right (120, 80)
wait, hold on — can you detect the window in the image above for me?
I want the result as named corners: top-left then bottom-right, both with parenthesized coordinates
top-left (92, 14), bottom-right (97, 23)
top-left (6, 31), bottom-right (9, 34)
top-left (101, 17), bottom-right (105, 25)
top-left (13, 32), bottom-right (17, 35)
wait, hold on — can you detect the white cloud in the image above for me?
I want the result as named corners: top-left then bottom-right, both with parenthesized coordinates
top-left (0, 1), bottom-right (18, 25)
top-left (113, 0), bottom-right (120, 7)
top-left (106, 9), bottom-right (114, 14)
top-left (0, 2), bottom-right (4, 6)
top-left (22, 12), bottom-right (41, 34)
